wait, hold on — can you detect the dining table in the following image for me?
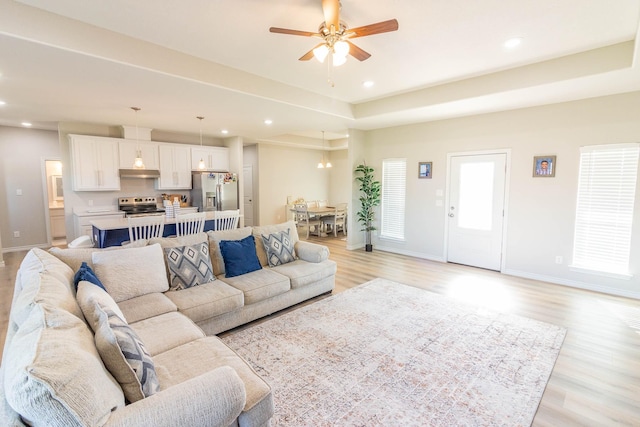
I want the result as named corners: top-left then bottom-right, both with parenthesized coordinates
top-left (290, 206), bottom-right (336, 237)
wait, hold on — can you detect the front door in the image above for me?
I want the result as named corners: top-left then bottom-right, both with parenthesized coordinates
top-left (447, 153), bottom-right (507, 271)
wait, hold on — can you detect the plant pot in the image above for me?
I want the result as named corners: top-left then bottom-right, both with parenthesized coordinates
top-left (365, 244), bottom-right (373, 252)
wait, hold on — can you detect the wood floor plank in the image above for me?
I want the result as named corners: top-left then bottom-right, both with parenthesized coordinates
top-left (0, 236), bottom-right (638, 426)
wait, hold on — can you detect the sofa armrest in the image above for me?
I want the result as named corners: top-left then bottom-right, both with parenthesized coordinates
top-left (295, 241), bottom-right (330, 263)
top-left (105, 366), bottom-right (246, 427)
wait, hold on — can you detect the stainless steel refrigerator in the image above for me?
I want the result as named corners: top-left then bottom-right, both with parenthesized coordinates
top-left (191, 172), bottom-right (238, 211)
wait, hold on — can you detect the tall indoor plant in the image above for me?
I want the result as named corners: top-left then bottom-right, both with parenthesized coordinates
top-left (355, 163), bottom-right (381, 252)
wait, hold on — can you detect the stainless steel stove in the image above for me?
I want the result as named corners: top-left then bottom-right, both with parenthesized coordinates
top-left (118, 196), bottom-right (165, 217)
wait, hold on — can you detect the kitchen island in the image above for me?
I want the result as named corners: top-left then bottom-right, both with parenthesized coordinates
top-left (91, 211), bottom-right (221, 248)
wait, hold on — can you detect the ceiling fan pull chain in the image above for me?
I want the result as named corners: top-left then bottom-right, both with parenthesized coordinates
top-left (327, 54), bottom-right (335, 87)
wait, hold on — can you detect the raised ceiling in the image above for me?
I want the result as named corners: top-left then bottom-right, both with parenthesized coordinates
top-left (0, 0), bottom-right (639, 145)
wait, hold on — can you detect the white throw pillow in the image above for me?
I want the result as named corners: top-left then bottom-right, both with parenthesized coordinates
top-left (91, 243), bottom-right (169, 302)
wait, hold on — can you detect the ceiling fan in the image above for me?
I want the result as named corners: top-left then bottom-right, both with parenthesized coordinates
top-left (269, 0), bottom-right (398, 66)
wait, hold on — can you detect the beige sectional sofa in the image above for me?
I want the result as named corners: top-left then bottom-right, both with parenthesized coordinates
top-left (0, 220), bottom-right (336, 426)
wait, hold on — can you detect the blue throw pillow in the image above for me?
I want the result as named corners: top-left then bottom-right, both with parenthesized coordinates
top-left (73, 262), bottom-right (106, 291)
top-left (219, 235), bottom-right (262, 278)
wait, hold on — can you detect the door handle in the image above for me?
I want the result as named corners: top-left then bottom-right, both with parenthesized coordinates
top-left (448, 213), bottom-right (454, 217)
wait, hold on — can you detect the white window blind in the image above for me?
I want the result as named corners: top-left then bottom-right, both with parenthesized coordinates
top-left (572, 143), bottom-right (639, 276)
top-left (381, 158), bottom-right (406, 240)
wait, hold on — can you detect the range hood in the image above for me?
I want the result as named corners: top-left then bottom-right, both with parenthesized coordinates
top-left (119, 169), bottom-right (161, 179)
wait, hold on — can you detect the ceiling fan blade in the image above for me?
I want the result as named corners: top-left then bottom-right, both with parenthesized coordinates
top-left (322, 0), bottom-right (340, 31)
top-left (347, 41), bottom-right (371, 61)
top-left (346, 19), bottom-right (399, 39)
top-left (299, 44), bottom-right (324, 61)
top-left (269, 27), bottom-right (319, 37)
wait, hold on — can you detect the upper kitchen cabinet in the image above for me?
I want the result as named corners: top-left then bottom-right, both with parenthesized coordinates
top-left (118, 140), bottom-right (160, 170)
top-left (157, 144), bottom-right (192, 189)
top-left (191, 146), bottom-right (229, 171)
top-left (69, 135), bottom-right (120, 191)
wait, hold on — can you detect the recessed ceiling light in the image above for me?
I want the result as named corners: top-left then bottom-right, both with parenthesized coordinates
top-left (0, 100), bottom-right (6, 106)
top-left (504, 37), bottom-right (523, 49)
top-left (363, 81), bottom-right (374, 88)
top-left (264, 119), bottom-right (273, 125)
top-left (21, 122), bottom-right (32, 127)
top-left (221, 129), bottom-right (229, 134)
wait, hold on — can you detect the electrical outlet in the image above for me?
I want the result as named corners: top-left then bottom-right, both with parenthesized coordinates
top-left (13, 231), bottom-right (20, 238)
top-left (555, 256), bottom-right (563, 264)
top-left (16, 189), bottom-right (22, 196)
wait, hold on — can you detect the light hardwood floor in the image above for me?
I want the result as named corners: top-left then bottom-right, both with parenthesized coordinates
top-left (1, 237), bottom-right (639, 426)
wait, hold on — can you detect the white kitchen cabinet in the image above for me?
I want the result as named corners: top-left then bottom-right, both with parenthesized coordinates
top-left (69, 135), bottom-right (120, 191)
top-left (191, 146), bottom-right (229, 171)
top-left (158, 144), bottom-right (192, 189)
top-left (118, 140), bottom-right (160, 170)
top-left (74, 211), bottom-right (125, 242)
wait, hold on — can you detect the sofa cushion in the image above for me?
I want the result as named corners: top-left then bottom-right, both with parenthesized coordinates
top-left (77, 281), bottom-right (160, 403)
top-left (153, 336), bottom-right (273, 424)
top-left (3, 303), bottom-right (125, 426)
top-left (164, 242), bottom-right (215, 291)
top-left (165, 281), bottom-right (244, 323)
top-left (261, 228), bottom-right (296, 267)
top-left (272, 259), bottom-right (338, 289)
top-left (73, 261), bottom-right (106, 291)
top-left (11, 248), bottom-right (81, 328)
top-left (220, 268), bottom-right (290, 305)
top-left (117, 293), bottom-right (178, 324)
top-left (92, 243), bottom-right (169, 302)
top-left (207, 227), bottom-right (253, 276)
top-left (48, 239), bottom-right (148, 271)
top-left (129, 311), bottom-right (205, 356)
top-left (219, 235), bottom-right (262, 278)
top-left (252, 220), bottom-right (299, 267)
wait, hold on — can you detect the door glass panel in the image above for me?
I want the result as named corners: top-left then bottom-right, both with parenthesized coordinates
top-left (458, 162), bottom-right (494, 231)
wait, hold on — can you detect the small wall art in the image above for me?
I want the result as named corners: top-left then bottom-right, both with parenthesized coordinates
top-left (533, 155), bottom-right (556, 177)
top-left (418, 162), bottom-right (432, 179)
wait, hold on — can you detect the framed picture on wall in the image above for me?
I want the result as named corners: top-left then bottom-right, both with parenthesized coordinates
top-left (533, 155), bottom-right (556, 177)
top-left (418, 162), bottom-right (432, 179)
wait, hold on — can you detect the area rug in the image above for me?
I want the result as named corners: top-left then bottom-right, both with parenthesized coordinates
top-left (222, 278), bottom-right (566, 426)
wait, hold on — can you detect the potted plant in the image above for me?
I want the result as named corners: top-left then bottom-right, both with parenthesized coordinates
top-left (355, 163), bottom-right (381, 252)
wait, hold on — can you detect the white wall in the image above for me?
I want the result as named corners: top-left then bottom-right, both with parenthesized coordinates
top-left (257, 143), bottom-right (332, 225)
top-left (0, 126), bottom-right (61, 250)
top-left (363, 91), bottom-right (640, 298)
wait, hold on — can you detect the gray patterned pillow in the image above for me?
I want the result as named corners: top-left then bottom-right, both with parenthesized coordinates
top-left (164, 242), bottom-right (215, 291)
top-left (104, 309), bottom-right (160, 402)
top-left (261, 228), bottom-right (296, 267)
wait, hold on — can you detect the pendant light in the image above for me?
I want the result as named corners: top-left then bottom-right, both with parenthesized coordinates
top-left (317, 131), bottom-right (332, 169)
top-left (131, 107), bottom-right (145, 169)
top-left (197, 116), bottom-right (205, 170)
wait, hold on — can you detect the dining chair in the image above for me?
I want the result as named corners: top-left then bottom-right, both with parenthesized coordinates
top-left (306, 200), bottom-right (318, 208)
top-left (127, 216), bottom-right (165, 242)
top-left (317, 200), bottom-right (328, 208)
top-left (175, 212), bottom-right (206, 236)
top-left (214, 209), bottom-right (240, 231)
top-left (294, 204), bottom-right (322, 239)
top-left (322, 203), bottom-right (347, 237)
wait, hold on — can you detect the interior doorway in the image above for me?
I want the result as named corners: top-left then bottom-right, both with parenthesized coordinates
top-left (44, 159), bottom-right (66, 246)
top-left (243, 165), bottom-right (254, 226)
top-left (446, 151), bottom-right (509, 271)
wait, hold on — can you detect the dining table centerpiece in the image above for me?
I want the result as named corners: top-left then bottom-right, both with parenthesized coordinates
top-left (355, 163), bottom-right (381, 252)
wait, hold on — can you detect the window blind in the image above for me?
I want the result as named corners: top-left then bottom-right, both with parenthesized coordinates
top-left (572, 143), bottom-right (639, 276)
top-left (381, 158), bottom-right (406, 240)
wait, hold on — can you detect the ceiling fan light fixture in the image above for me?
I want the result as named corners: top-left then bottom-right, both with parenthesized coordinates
top-left (313, 44), bottom-right (329, 63)
top-left (334, 40), bottom-right (349, 57)
top-left (332, 52), bottom-right (347, 66)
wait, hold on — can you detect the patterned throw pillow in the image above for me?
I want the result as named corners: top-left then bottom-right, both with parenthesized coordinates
top-left (261, 229), bottom-right (296, 267)
top-left (77, 280), bottom-right (160, 403)
top-left (103, 309), bottom-right (160, 402)
top-left (164, 242), bottom-right (215, 291)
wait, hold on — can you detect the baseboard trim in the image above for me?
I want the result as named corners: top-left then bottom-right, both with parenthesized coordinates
top-left (503, 268), bottom-right (640, 300)
top-left (373, 245), bottom-right (446, 263)
top-left (2, 243), bottom-right (49, 254)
